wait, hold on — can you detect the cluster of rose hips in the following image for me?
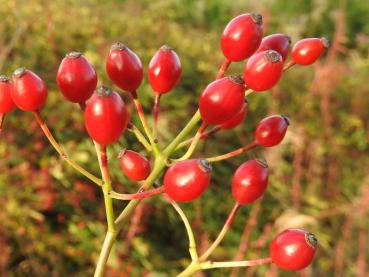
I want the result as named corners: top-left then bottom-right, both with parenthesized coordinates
top-left (0, 12), bottom-right (328, 274)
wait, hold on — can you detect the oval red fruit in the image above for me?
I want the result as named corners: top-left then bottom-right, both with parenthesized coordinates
top-left (164, 159), bottom-right (212, 202)
top-left (148, 45), bottom-right (181, 94)
top-left (218, 101), bottom-right (247, 129)
top-left (0, 76), bottom-right (15, 113)
top-left (221, 13), bottom-right (263, 62)
top-left (12, 68), bottom-right (48, 111)
top-left (57, 52), bottom-right (97, 103)
top-left (199, 76), bottom-right (245, 125)
top-left (231, 159), bottom-right (269, 205)
top-left (244, 50), bottom-right (284, 91)
top-left (119, 149), bottom-right (151, 181)
top-left (255, 115), bottom-right (289, 147)
top-left (84, 86), bottom-right (129, 145)
top-left (255, 34), bottom-right (291, 61)
top-left (270, 228), bottom-right (318, 270)
top-left (291, 38), bottom-right (329, 65)
top-left (106, 43), bottom-right (143, 92)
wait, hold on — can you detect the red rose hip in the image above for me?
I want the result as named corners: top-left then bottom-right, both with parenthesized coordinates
top-left (0, 76), bottom-right (15, 113)
top-left (292, 38), bottom-right (329, 65)
top-left (84, 86), bottom-right (129, 145)
top-left (255, 115), bottom-right (289, 147)
top-left (148, 45), bottom-right (181, 94)
top-left (199, 76), bottom-right (245, 125)
top-left (106, 43), bottom-right (144, 92)
top-left (164, 159), bottom-right (212, 202)
top-left (244, 50), bottom-right (284, 91)
top-left (119, 149), bottom-right (151, 181)
top-left (255, 33), bottom-right (291, 61)
top-left (221, 13), bottom-right (263, 61)
top-left (231, 159), bottom-right (269, 205)
top-left (270, 228), bottom-right (318, 270)
top-left (12, 68), bottom-right (48, 111)
top-left (57, 52), bottom-right (97, 103)
top-left (218, 101), bottom-right (247, 130)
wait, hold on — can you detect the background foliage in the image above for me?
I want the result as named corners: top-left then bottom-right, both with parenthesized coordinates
top-left (0, 0), bottom-right (368, 276)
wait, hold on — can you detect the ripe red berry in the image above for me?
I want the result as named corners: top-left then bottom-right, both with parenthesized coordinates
top-left (119, 149), bottom-right (151, 181)
top-left (106, 43), bottom-right (144, 92)
top-left (218, 101), bottom-right (247, 130)
top-left (255, 115), bottom-right (289, 147)
top-left (12, 68), bottom-right (48, 111)
top-left (148, 45), bottom-right (181, 94)
top-left (164, 159), bottom-right (212, 202)
top-left (199, 76), bottom-right (245, 125)
top-left (255, 34), bottom-right (291, 61)
top-left (291, 38), bottom-right (329, 65)
top-left (84, 86), bottom-right (129, 145)
top-left (57, 52), bottom-right (97, 103)
top-left (0, 76), bottom-right (15, 113)
top-left (270, 229), bottom-right (318, 270)
top-left (231, 159), bottom-right (269, 205)
top-left (221, 13), bottom-right (263, 62)
top-left (244, 50), bottom-right (284, 91)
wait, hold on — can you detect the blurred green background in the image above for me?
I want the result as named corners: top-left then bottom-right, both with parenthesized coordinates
top-left (1, 0), bottom-right (369, 276)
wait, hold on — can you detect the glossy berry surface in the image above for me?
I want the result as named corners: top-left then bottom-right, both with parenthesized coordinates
top-left (199, 76), bottom-right (245, 125)
top-left (148, 45), bottom-right (181, 94)
top-left (231, 159), bottom-right (269, 205)
top-left (0, 76), bottom-right (15, 113)
top-left (270, 229), bottom-right (318, 270)
top-left (221, 13), bottom-right (263, 61)
top-left (164, 159), bottom-right (212, 202)
top-left (12, 68), bottom-right (48, 112)
top-left (255, 33), bottom-right (291, 61)
top-left (84, 87), bottom-right (129, 145)
top-left (219, 102), bottom-right (247, 129)
top-left (244, 50), bottom-right (283, 91)
top-left (119, 149), bottom-right (151, 181)
top-left (106, 43), bottom-right (143, 92)
top-left (57, 52), bottom-right (97, 103)
top-left (255, 115), bottom-right (289, 147)
top-left (292, 38), bottom-right (329, 65)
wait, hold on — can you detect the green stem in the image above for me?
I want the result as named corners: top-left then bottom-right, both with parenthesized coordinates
top-left (174, 121), bottom-right (207, 162)
top-left (93, 231), bottom-right (117, 277)
top-left (33, 111), bottom-right (103, 186)
top-left (175, 126), bottom-right (221, 151)
top-left (97, 144), bottom-right (116, 232)
top-left (109, 186), bottom-right (165, 200)
top-left (164, 194), bottom-right (198, 260)
top-left (127, 123), bottom-right (152, 152)
top-left (199, 203), bottom-right (240, 261)
top-left (164, 110), bottom-right (202, 156)
top-left (131, 90), bottom-right (160, 155)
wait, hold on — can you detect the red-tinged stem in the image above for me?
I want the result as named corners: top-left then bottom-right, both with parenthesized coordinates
top-left (131, 90), bottom-right (160, 155)
top-left (78, 101), bottom-right (86, 110)
top-left (109, 186), bottom-right (165, 200)
top-left (199, 203), bottom-right (240, 261)
top-left (0, 113), bottom-right (5, 134)
top-left (283, 60), bottom-right (296, 71)
top-left (33, 110), bottom-right (103, 186)
top-left (206, 141), bottom-right (258, 163)
top-left (216, 59), bottom-right (231, 79)
top-left (153, 93), bottom-right (161, 141)
top-left (176, 126), bottom-right (221, 151)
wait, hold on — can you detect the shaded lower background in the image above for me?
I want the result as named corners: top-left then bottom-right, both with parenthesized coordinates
top-left (0, 0), bottom-right (368, 276)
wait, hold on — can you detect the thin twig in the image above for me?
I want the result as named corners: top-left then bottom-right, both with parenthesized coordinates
top-left (109, 186), bottom-right (165, 200)
top-left (206, 141), bottom-right (258, 163)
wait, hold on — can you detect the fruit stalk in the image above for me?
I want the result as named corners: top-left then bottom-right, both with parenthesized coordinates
top-left (199, 203), bottom-right (240, 261)
top-left (175, 126), bottom-right (221, 150)
top-left (0, 113), bottom-right (5, 134)
top-left (153, 93), bottom-right (161, 140)
top-left (109, 186), bottom-right (165, 200)
top-left (127, 123), bottom-right (152, 152)
top-left (131, 90), bottom-right (160, 155)
top-left (206, 141), bottom-right (258, 162)
top-left (33, 110), bottom-right (103, 186)
top-left (216, 59), bottom-right (231, 79)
